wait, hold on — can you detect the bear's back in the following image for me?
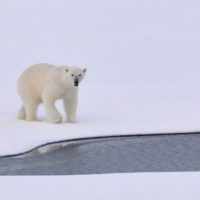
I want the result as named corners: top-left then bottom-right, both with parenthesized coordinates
top-left (18, 63), bottom-right (56, 100)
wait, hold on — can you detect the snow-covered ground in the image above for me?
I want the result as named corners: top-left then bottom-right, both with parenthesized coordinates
top-left (1, 172), bottom-right (200, 200)
top-left (1, 82), bottom-right (200, 156)
top-left (0, 0), bottom-right (200, 156)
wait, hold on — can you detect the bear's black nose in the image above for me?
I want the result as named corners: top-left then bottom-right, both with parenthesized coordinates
top-left (74, 80), bottom-right (79, 86)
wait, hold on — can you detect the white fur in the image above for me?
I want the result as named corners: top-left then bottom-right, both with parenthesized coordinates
top-left (17, 63), bottom-right (86, 123)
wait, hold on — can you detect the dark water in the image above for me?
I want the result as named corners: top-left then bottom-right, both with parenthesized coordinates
top-left (0, 133), bottom-right (200, 175)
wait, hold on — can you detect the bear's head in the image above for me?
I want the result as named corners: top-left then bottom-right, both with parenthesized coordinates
top-left (64, 66), bottom-right (87, 87)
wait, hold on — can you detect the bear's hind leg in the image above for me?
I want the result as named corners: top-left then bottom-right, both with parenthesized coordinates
top-left (18, 106), bottom-right (26, 120)
top-left (43, 96), bottom-right (62, 123)
top-left (24, 101), bottom-right (39, 121)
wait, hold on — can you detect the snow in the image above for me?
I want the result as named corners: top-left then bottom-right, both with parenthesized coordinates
top-left (1, 82), bottom-right (200, 156)
top-left (0, 0), bottom-right (200, 155)
top-left (1, 172), bottom-right (200, 200)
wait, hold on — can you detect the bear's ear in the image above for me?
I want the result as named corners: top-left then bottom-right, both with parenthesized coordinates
top-left (60, 65), bottom-right (69, 72)
top-left (65, 66), bottom-right (70, 73)
top-left (83, 68), bottom-right (87, 73)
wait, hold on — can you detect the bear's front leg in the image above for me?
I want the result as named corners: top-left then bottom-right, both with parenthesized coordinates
top-left (43, 93), bottom-right (62, 123)
top-left (63, 97), bottom-right (78, 123)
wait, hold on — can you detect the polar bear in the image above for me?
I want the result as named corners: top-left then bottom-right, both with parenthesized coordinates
top-left (17, 63), bottom-right (86, 123)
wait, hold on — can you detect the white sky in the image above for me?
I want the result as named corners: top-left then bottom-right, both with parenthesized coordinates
top-left (0, 0), bottom-right (200, 86)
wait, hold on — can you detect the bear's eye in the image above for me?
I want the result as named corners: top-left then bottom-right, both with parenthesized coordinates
top-left (71, 74), bottom-right (74, 77)
top-left (79, 74), bottom-right (82, 77)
